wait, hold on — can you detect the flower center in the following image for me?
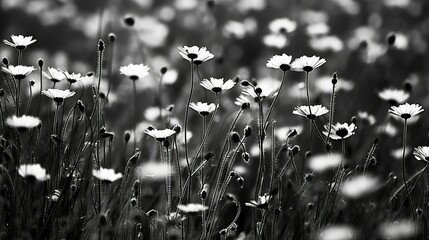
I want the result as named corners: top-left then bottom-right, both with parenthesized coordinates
top-left (212, 87), bottom-right (222, 93)
top-left (187, 53), bottom-right (198, 59)
top-left (387, 99), bottom-right (398, 106)
top-left (400, 113), bottom-right (411, 119)
top-left (336, 128), bottom-right (349, 138)
top-left (53, 97), bottom-right (64, 104)
top-left (193, 60), bottom-right (202, 65)
top-left (303, 66), bottom-right (313, 72)
top-left (200, 111), bottom-right (209, 116)
top-left (306, 114), bottom-right (316, 120)
top-left (14, 74), bottom-right (25, 80)
top-left (280, 64), bottom-right (290, 71)
top-left (156, 137), bottom-right (166, 142)
top-left (129, 75), bottom-right (139, 81)
top-left (16, 45), bottom-right (26, 50)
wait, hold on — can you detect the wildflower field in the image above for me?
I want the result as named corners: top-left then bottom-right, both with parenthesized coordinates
top-left (1, 0), bottom-right (429, 239)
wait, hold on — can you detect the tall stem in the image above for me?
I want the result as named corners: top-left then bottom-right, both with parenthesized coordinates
top-left (265, 70), bottom-right (286, 125)
top-left (305, 71), bottom-right (312, 116)
top-left (402, 119), bottom-right (415, 220)
top-left (133, 80), bottom-right (137, 149)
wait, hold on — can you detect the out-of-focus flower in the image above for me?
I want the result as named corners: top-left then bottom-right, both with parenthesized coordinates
top-left (293, 105), bottom-right (329, 120)
top-left (379, 220), bottom-right (418, 240)
top-left (275, 125), bottom-right (303, 140)
top-left (330, 0), bottom-right (360, 15)
top-left (120, 63), bottom-right (150, 81)
top-left (318, 225), bottom-right (355, 240)
top-left (308, 153), bottom-right (342, 173)
top-left (376, 122), bottom-right (397, 137)
top-left (268, 18), bottom-right (297, 34)
top-left (390, 32), bottom-right (409, 50)
top-left (178, 46), bottom-right (214, 65)
top-left (291, 55), bottom-right (326, 72)
top-left (144, 128), bottom-right (176, 142)
top-left (324, 122), bottom-right (357, 140)
top-left (189, 102), bottom-right (217, 116)
top-left (263, 33), bottom-right (288, 49)
top-left (223, 21), bottom-right (247, 39)
top-left (266, 53), bottom-right (293, 71)
top-left (144, 107), bottom-right (168, 121)
top-left (136, 162), bottom-right (173, 180)
top-left (3, 35), bottom-right (36, 50)
top-left (42, 89), bottom-right (76, 104)
top-left (378, 89), bottom-right (409, 105)
top-left (18, 164), bottom-right (50, 182)
top-left (413, 146), bottom-right (429, 163)
top-left (341, 175), bottom-right (379, 199)
top-left (388, 103), bottom-right (424, 120)
top-left (2, 65), bottom-right (36, 80)
top-left (391, 147), bottom-right (411, 160)
top-left (314, 76), bottom-right (354, 94)
top-left (93, 167), bottom-right (123, 183)
top-left (177, 203), bottom-right (208, 214)
top-left (306, 23), bottom-right (330, 37)
top-left (309, 36), bottom-right (344, 52)
top-left (6, 115), bottom-right (41, 131)
top-left (200, 78), bottom-right (235, 94)
top-left (135, 16), bottom-right (169, 48)
top-left (162, 69), bottom-right (178, 84)
top-left (235, 0), bottom-right (266, 13)
top-left (158, 212), bottom-right (186, 227)
top-left (43, 67), bottom-right (66, 83)
top-left (234, 94), bottom-right (251, 108)
top-left (245, 194), bottom-right (271, 209)
top-left (383, 0), bottom-right (410, 9)
top-left (357, 111), bottom-right (376, 125)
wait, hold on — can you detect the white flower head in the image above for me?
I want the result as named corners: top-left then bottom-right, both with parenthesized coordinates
top-left (177, 203), bottom-right (208, 214)
top-left (379, 220), bottom-right (418, 240)
top-left (178, 46), bottom-right (214, 65)
top-left (189, 102), bottom-right (217, 116)
top-left (119, 63), bottom-right (150, 81)
top-left (6, 115), bottom-right (41, 131)
top-left (308, 153), bottom-right (342, 173)
top-left (378, 89), bottom-right (409, 105)
top-left (200, 77), bottom-right (235, 94)
top-left (293, 105), bottom-right (329, 120)
top-left (245, 194), bottom-right (272, 209)
top-left (388, 103), bottom-right (424, 120)
top-left (64, 71), bottom-right (82, 84)
top-left (43, 67), bottom-right (66, 83)
top-left (266, 53), bottom-right (293, 71)
top-left (323, 122), bottom-right (357, 140)
top-left (341, 175), bottom-right (380, 199)
top-left (263, 33), bottom-right (288, 49)
top-left (357, 111), bottom-right (376, 125)
top-left (92, 167), bottom-right (123, 183)
top-left (2, 65), bottom-right (36, 80)
top-left (136, 162), bottom-right (173, 181)
top-left (234, 94), bottom-right (251, 109)
top-left (18, 164), bottom-right (50, 182)
top-left (41, 89), bottom-right (76, 104)
top-left (413, 146), bottom-right (429, 163)
top-left (291, 55), bottom-right (326, 72)
top-left (144, 128), bottom-right (176, 142)
top-left (268, 18), bottom-right (297, 34)
top-left (3, 35), bottom-right (36, 50)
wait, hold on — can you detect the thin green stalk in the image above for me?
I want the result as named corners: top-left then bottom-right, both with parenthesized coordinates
top-left (402, 119), bottom-right (415, 220)
top-left (264, 70), bottom-right (286, 125)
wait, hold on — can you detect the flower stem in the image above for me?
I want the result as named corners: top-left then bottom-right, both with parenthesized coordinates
top-left (402, 119), bottom-right (415, 220)
top-left (264, 70), bottom-right (286, 125)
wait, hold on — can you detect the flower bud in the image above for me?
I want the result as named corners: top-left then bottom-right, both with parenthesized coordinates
top-left (230, 132), bottom-right (240, 143)
top-left (160, 67), bottom-right (167, 74)
top-left (108, 33), bottom-right (116, 42)
top-left (37, 58), bottom-right (43, 67)
top-left (244, 126), bottom-right (252, 137)
top-left (124, 15), bottom-right (135, 26)
top-left (124, 131), bottom-right (131, 143)
top-left (98, 39), bottom-right (105, 52)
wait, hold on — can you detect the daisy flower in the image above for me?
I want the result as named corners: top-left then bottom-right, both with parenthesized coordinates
top-left (3, 35), bottom-right (36, 50)
top-left (388, 103), bottom-right (424, 120)
top-left (63, 71), bottom-right (82, 84)
top-left (379, 220), bottom-right (418, 240)
top-left (263, 33), bottom-right (288, 49)
top-left (144, 128), bottom-right (176, 142)
top-left (245, 194), bottom-right (272, 209)
top-left (308, 153), bottom-right (342, 173)
top-left (413, 146), bottom-right (429, 163)
top-left (119, 63), bottom-right (150, 81)
top-left (18, 164), bottom-right (50, 182)
top-left (158, 212), bottom-right (186, 227)
top-left (92, 167), bottom-right (123, 183)
top-left (323, 122), bottom-right (357, 140)
top-left (378, 89), bottom-right (409, 105)
top-left (243, 82), bottom-right (278, 102)
top-left (6, 115), bottom-right (41, 131)
top-left (268, 18), bottom-right (297, 34)
top-left (234, 94), bottom-right (251, 109)
top-left (340, 175), bottom-right (380, 199)
top-left (2, 65), bottom-right (36, 80)
top-left (43, 67), bottom-right (66, 83)
top-left (318, 225), bottom-right (355, 240)
top-left (200, 77), bottom-right (235, 93)
top-left (291, 55), bottom-right (326, 72)
top-left (177, 203), bottom-right (209, 214)
top-left (293, 105), bottom-right (329, 120)
top-left (189, 102), bottom-right (217, 116)
top-left (178, 46), bottom-right (214, 65)
top-left (42, 89), bottom-right (76, 104)
top-left (266, 53), bottom-right (293, 71)
top-left (136, 162), bottom-right (173, 180)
